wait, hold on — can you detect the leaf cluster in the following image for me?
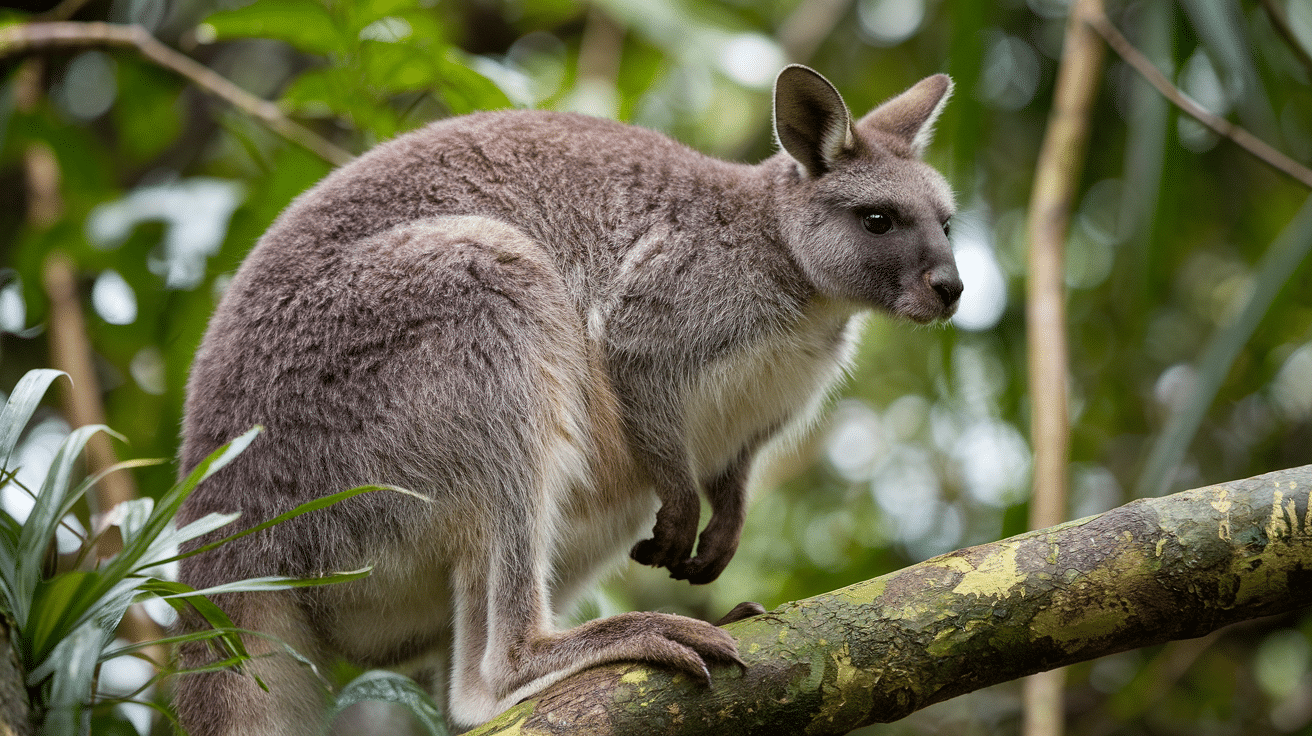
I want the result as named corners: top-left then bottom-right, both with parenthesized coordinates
top-left (0, 370), bottom-right (425, 734)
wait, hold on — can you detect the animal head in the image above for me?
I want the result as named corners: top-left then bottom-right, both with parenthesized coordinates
top-left (772, 65), bottom-right (962, 323)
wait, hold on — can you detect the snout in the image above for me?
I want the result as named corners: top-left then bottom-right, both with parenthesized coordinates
top-left (926, 262), bottom-right (963, 314)
top-left (895, 260), bottom-right (961, 323)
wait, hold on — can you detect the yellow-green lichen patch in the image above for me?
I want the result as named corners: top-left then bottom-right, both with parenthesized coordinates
top-left (926, 555), bottom-right (975, 575)
top-left (1210, 490), bottom-right (1233, 515)
top-left (812, 643), bottom-right (881, 731)
top-left (1267, 490), bottom-right (1295, 542)
top-left (620, 668), bottom-right (649, 686)
top-left (1030, 549), bottom-right (1148, 650)
top-left (479, 702), bottom-right (533, 735)
top-left (839, 576), bottom-right (889, 605)
top-left (952, 541), bottom-right (1024, 600)
top-left (926, 625), bottom-right (964, 657)
top-left (1032, 593), bottom-right (1132, 651)
top-left (1233, 549), bottom-right (1291, 606)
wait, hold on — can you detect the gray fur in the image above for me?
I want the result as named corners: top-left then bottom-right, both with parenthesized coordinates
top-left (174, 64), bottom-right (961, 732)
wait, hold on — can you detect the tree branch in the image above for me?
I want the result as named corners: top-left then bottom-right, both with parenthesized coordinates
top-left (0, 21), bottom-right (354, 167)
top-left (1088, 11), bottom-right (1312, 190)
top-left (467, 464), bottom-right (1312, 735)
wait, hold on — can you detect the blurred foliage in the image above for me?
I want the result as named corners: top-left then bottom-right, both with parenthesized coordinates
top-left (1, 0), bottom-right (1311, 733)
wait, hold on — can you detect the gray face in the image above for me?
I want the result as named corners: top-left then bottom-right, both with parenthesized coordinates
top-left (772, 67), bottom-right (962, 323)
top-left (783, 148), bottom-right (961, 323)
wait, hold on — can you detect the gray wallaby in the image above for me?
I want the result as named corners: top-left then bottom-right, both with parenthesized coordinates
top-left (173, 64), bottom-right (961, 733)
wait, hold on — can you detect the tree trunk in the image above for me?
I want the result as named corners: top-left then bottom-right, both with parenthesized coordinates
top-left (0, 614), bottom-right (32, 736)
top-left (468, 464), bottom-right (1312, 735)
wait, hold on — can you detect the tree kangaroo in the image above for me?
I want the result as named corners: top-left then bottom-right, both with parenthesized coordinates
top-left (174, 64), bottom-right (961, 732)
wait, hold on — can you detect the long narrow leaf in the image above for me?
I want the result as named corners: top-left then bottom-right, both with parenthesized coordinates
top-left (65, 458), bottom-right (167, 531)
top-left (0, 509), bottom-right (21, 617)
top-left (1136, 193), bottom-right (1312, 497)
top-left (0, 369), bottom-right (66, 471)
top-left (153, 484), bottom-right (418, 567)
top-left (13, 424), bottom-right (110, 628)
top-left (151, 511), bottom-right (241, 559)
top-left (136, 579), bottom-right (337, 688)
top-left (100, 628), bottom-right (250, 661)
top-left (35, 620), bottom-right (102, 735)
top-left (331, 670), bottom-right (450, 736)
top-left (25, 571), bottom-right (96, 667)
top-left (51, 429), bottom-right (263, 640)
top-left (158, 567), bottom-right (372, 599)
top-left (137, 578), bottom-right (253, 666)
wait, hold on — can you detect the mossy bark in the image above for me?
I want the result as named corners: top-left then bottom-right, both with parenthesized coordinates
top-left (467, 464), bottom-right (1312, 736)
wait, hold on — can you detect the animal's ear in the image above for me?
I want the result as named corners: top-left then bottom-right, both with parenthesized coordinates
top-left (856, 74), bottom-right (953, 157)
top-left (773, 64), bottom-right (854, 178)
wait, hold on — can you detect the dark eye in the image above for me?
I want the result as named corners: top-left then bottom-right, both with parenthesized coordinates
top-left (862, 212), bottom-right (893, 235)
top-left (943, 220), bottom-right (951, 237)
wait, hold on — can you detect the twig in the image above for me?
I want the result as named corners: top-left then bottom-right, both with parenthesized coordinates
top-left (1023, 1), bottom-right (1107, 734)
top-left (1258, 0), bottom-right (1312, 79)
top-left (1089, 11), bottom-right (1312, 190)
top-left (0, 21), bottom-right (354, 167)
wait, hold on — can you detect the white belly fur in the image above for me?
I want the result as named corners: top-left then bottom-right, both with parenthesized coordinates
top-left (683, 300), bottom-right (862, 485)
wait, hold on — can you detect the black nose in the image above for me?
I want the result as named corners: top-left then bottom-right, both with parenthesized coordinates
top-left (928, 264), bottom-right (963, 309)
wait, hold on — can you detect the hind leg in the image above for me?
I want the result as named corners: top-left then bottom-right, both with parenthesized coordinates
top-left (173, 592), bottom-right (329, 736)
top-left (355, 217), bottom-right (744, 727)
top-left (447, 479), bottom-right (744, 728)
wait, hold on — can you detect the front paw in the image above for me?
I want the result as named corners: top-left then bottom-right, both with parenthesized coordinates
top-left (630, 529), bottom-right (694, 569)
top-left (666, 521), bottom-right (742, 584)
top-left (630, 505), bottom-right (698, 569)
top-left (667, 554), bottom-right (729, 585)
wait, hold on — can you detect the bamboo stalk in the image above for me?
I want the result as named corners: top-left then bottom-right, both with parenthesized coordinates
top-left (1022, 0), bottom-right (1107, 734)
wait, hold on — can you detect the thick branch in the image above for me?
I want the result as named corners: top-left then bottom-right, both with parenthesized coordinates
top-left (469, 465), bottom-right (1312, 735)
top-left (1089, 11), bottom-right (1312, 190)
top-left (0, 21), bottom-right (353, 166)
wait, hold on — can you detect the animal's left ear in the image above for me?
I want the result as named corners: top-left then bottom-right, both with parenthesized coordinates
top-left (856, 74), bottom-right (953, 157)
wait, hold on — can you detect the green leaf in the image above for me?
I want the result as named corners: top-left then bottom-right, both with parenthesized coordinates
top-left (1136, 193), bottom-right (1312, 497)
top-left (13, 424), bottom-right (112, 629)
top-left (36, 620), bottom-right (102, 736)
top-left (100, 427), bottom-right (262, 583)
top-left (20, 431), bottom-right (262, 668)
top-left (167, 511), bottom-right (242, 551)
top-left (436, 50), bottom-right (514, 115)
top-left (159, 484), bottom-right (418, 566)
top-left (26, 571), bottom-right (97, 666)
top-left (200, 0), bottom-right (343, 55)
top-left (158, 567), bottom-right (372, 599)
top-left (332, 670), bottom-right (450, 736)
top-left (136, 578), bottom-right (252, 665)
top-left (0, 369), bottom-right (67, 471)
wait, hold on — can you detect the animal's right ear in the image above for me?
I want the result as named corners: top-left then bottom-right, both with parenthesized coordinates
top-left (773, 64), bottom-right (854, 179)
